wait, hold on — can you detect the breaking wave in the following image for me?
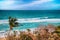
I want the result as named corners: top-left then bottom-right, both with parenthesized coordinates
top-left (0, 18), bottom-right (60, 24)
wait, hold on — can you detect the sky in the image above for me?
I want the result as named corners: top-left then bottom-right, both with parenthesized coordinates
top-left (0, 0), bottom-right (60, 10)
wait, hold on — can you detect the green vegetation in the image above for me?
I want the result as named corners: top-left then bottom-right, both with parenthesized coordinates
top-left (55, 26), bottom-right (60, 37)
top-left (27, 29), bottom-right (31, 32)
top-left (20, 34), bottom-right (33, 40)
top-left (9, 17), bottom-right (19, 30)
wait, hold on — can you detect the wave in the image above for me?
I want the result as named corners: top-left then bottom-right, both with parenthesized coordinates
top-left (0, 18), bottom-right (60, 24)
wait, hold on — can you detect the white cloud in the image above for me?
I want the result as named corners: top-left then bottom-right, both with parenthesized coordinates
top-left (0, 1), bottom-right (15, 9)
top-left (0, 0), bottom-right (53, 10)
top-left (0, 1), bottom-right (14, 5)
top-left (12, 0), bottom-right (52, 9)
top-left (40, 3), bottom-right (60, 10)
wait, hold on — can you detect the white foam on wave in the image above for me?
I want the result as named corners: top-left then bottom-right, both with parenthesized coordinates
top-left (0, 31), bottom-right (7, 38)
top-left (0, 18), bottom-right (60, 24)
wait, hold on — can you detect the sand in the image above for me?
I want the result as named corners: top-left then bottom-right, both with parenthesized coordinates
top-left (0, 37), bottom-right (6, 40)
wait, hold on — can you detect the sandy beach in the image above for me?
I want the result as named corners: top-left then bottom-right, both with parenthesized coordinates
top-left (0, 37), bottom-right (6, 40)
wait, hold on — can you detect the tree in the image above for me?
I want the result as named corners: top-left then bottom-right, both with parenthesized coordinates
top-left (9, 17), bottom-right (19, 30)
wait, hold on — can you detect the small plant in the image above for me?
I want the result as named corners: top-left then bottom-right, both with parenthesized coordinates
top-left (20, 34), bottom-right (33, 40)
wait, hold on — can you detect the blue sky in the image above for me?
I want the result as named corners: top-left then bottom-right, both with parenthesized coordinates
top-left (0, 0), bottom-right (60, 10)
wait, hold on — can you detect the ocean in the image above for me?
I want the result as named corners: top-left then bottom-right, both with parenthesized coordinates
top-left (0, 10), bottom-right (60, 31)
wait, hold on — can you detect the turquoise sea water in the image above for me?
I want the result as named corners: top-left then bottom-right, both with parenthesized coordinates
top-left (0, 10), bottom-right (60, 31)
top-left (0, 10), bottom-right (60, 19)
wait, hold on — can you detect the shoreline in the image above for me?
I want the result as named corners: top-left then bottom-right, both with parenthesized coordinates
top-left (0, 25), bottom-right (60, 40)
top-left (0, 28), bottom-right (36, 38)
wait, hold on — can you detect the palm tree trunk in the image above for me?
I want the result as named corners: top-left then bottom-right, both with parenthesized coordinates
top-left (10, 25), bottom-right (13, 30)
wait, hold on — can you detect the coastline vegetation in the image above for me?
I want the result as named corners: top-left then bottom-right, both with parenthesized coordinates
top-left (6, 25), bottom-right (60, 40)
top-left (0, 17), bottom-right (60, 40)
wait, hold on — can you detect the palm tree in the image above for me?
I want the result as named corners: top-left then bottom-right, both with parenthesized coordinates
top-left (9, 17), bottom-right (19, 30)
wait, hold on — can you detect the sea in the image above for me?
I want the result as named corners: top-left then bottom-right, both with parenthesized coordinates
top-left (0, 10), bottom-right (60, 31)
